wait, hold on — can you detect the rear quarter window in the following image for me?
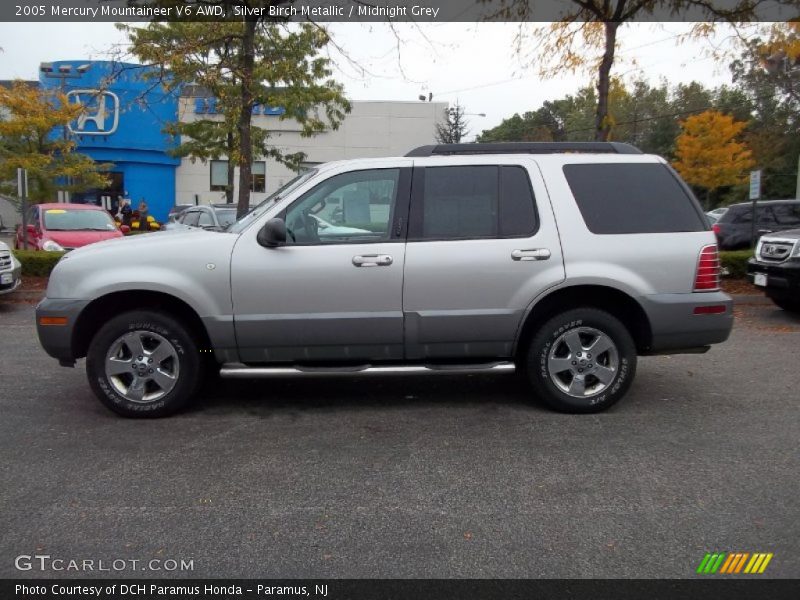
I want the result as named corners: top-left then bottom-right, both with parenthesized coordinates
top-left (563, 163), bottom-right (706, 234)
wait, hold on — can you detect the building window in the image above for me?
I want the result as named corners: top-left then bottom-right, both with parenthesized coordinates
top-left (211, 160), bottom-right (265, 193)
top-left (251, 161), bottom-right (266, 193)
top-left (210, 160), bottom-right (228, 192)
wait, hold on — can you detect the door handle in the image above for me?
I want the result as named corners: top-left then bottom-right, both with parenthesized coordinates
top-left (511, 248), bottom-right (551, 261)
top-left (352, 254), bottom-right (393, 267)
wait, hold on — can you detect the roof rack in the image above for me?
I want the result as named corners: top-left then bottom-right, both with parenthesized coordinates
top-left (405, 142), bottom-right (643, 157)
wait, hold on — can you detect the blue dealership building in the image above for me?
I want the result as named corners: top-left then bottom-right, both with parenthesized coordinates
top-left (19, 59), bottom-right (446, 224)
top-left (40, 60), bottom-right (180, 222)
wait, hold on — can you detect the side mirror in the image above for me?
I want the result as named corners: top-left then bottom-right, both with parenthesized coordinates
top-left (257, 217), bottom-right (287, 248)
top-left (26, 224), bottom-right (38, 236)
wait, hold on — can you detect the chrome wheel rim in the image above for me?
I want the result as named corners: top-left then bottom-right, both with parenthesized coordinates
top-left (104, 331), bottom-right (179, 403)
top-left (547, 326), bottom-right (619, 398)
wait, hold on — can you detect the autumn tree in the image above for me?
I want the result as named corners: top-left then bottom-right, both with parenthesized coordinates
top-left (124, 4), bottom-right (350, 216)
top-left (435, 102), bottom-right (471, 144)
top-left (731, 26), bottom-right (800, 199)
top-left (759, 21), bottom-right (800, 101)
top-left (0, 81), bottom-right (109, 202)
top-left (486, 1), bottom-right (761, 141)
top-left (672, 110), bottom-right (754, 209)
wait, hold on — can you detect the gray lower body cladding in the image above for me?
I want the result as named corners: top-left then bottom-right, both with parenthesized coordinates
top-left (638, 291), bottom-right (734, 353)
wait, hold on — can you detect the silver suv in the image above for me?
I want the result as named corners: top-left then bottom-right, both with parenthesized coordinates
top-left (36, 142), bottom-right (733, 417)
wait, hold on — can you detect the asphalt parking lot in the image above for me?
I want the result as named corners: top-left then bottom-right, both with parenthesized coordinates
top-left (0, 298), bottom-right (798, 579)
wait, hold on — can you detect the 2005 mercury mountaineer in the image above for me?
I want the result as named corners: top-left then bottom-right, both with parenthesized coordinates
top-left (36, 142), bottom-right (733, 417)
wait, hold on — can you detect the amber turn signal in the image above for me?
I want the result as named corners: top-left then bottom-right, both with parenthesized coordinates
top-left (39, 316), bottom-right (68, 326)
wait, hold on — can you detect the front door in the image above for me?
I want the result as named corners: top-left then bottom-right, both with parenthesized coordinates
top-left (231, 166), bottom-right (411, 363)
top-left (402, 161), bottom-right (565, 360)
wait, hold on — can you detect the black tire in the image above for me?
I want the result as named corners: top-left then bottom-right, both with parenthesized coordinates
top-left (770, 297), bottom-right (800, 314)
top-left (524, 308), bottom-right (637, 414)
top-left (86, 310), bottom-right (201, 417)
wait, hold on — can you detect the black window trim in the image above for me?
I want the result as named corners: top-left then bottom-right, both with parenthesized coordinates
top-left (407, 164), bottom-right (540, 242)
top-left (276, 167), bottom-right (412, 247)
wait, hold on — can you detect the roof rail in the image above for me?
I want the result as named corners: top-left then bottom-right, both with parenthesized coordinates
top-left (405, 142), bottom-right (643, 157)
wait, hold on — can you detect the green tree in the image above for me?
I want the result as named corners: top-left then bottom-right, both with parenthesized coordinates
top-left (435, 102), bottom-right (471, 144)
top-left (123, 9), bottom-right (349, 216)
top-left (0, 81), bottom-right (109, 202)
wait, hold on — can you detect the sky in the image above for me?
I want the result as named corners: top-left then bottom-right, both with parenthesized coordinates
top-left (0, 21), bottom-right (751, 139)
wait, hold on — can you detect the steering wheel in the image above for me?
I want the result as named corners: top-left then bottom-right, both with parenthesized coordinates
top-left (302, 210), bottom-right (320, 243)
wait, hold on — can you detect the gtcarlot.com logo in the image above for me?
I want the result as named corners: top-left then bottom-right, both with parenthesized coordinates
top-left (15, 554), bottom-right (194, 572)
top-left (696, 551), bottom-right (773, 574)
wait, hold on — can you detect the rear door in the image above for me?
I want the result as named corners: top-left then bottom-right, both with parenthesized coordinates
top-left (402, 160), bottom-right (565, 360)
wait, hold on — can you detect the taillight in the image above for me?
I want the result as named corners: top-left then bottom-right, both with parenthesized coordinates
top-left (694, 244), bottom-right (721, 292)
top-left (711, 223), bottom-right (721, 236)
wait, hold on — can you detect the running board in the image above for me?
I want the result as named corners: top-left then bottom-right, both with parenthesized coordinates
top-left (219, 361), bottom-right (516, 379)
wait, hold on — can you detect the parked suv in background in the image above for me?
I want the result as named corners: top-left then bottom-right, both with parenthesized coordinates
top-left (712, 199), bottom-right (800, 250)
top-left (36, 142), bottom-right (733, 417)
top-left (747, 229), bottom-right (800, 314)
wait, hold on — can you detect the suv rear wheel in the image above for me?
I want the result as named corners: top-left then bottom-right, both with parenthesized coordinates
top-left (525, 308), bottom-right (637, 413)
top-left (86, 310), bottom-right (201, 417)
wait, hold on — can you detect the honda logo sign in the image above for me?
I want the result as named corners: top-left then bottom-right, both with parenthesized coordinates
top-left (66, 90), bottom-right (120, 136)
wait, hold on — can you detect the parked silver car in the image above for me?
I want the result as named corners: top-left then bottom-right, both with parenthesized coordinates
top-left (0, 241), bottom-right (22, 296)
top-left (36, 142), bottom-right (733, 417)
top-left (162, 204), bottom-right (238, 232)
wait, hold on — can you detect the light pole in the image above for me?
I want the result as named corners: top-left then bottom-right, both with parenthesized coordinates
top-left (39, 63), bottom-right (91, 202)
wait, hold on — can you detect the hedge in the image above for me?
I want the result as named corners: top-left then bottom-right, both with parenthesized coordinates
top-left (12, 250), bottom-right (66, 277)
top-left (719, 250), bottom-right (753, 279)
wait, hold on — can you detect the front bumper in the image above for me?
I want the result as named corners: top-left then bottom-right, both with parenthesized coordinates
top-left (639, 291), bottom-right (734, 354)
top-left (0, 264), bottom-right (22, 296)
top-left (747, 258), bottom-right (800, 299)
top-left (35, 297), bottom-right (91, 364)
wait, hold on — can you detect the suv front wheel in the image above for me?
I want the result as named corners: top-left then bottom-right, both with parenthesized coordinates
top-left (86, 310), bottom-right (201, 417)
top-left (525, 308), bottom-right (637, 413)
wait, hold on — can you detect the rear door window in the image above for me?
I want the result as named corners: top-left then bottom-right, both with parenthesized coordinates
top-left (772, 204), bottom-right (800, 227)
top-left (412, 165), bottom-right (537, 240)
top-left (563, 163), bottom-right (706, 234)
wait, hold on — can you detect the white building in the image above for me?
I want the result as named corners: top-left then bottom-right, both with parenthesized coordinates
top-left (176, 94), bottom-right (448, 206)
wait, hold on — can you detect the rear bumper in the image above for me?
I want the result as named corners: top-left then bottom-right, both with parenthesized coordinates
top-left (747, 258), bottom-right (800, 299)
top-left (35, 297), bottom-right (90, 364)
top-left (639, 291), bottom-right (734, 353)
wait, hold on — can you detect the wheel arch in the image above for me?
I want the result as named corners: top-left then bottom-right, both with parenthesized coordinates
top-left (514, 284), bottom-right (653, 357)
top-left (72, 290), bottom-right (213, 360)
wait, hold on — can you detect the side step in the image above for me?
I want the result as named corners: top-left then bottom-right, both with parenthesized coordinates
top-left (219, 361), bottom-right (516, 379)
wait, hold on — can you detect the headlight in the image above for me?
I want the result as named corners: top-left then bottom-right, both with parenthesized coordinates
top-left (42, 240), bottom-right (65, 252)
top-left (792, 242), bottom-right (800, 258)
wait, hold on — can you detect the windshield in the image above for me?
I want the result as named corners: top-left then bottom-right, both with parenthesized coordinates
top-left (216, 210), bottom-right (237, 227)
top-left (43, 209), bottom-right (117, 231)
top-left (228, 168), bottom-right (319, 234)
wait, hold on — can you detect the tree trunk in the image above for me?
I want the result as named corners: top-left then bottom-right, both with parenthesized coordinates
top-left (226, 131), bottom-right (235, 204)
top-left (594, 21), bottom-right (620, 142)
top-left (236, 19), bottom-right (257, 218)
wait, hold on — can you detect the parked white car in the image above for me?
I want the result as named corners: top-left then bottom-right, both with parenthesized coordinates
top-left (0, 241), bottom-right (22, 296)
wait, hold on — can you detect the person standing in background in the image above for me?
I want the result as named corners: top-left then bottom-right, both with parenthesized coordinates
top-left (119, 197), bottom-right (133, 227)
top-left (138, 199), bottom-right (150, 231)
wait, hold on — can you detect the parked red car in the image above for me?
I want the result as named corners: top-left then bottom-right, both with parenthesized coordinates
top-left (15, 203), bottom-right (123, 252)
